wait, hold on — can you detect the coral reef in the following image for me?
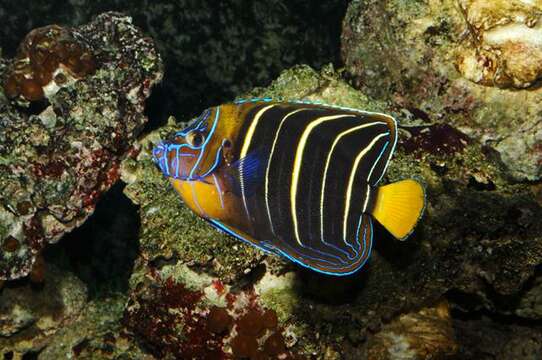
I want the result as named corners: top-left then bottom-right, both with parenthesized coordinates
top-left (341, 0), bottom-right (542, 180)
top-left (1, 3), bottom-right (542, 358)
top-left (123, 262), bottom-right (300, 359)
top-left (0, 12), bottom-right (162, 280)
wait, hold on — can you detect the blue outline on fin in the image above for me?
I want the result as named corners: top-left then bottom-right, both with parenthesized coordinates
top-left (208, 215), bottom-right (374, 277)
top-left (208, 219), bottom-right (274, 256)
top-left (367, 140), bottom-right (390, 186)
top-left (270, 215), bottom-right (373, 276)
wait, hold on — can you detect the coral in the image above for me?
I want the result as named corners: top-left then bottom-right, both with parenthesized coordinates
top-left (0, 12), bottom-right (162, 280)
top-left (341, 0), bottom-right (542, 181)
top-left (2, 24), bottom-right (96, 102)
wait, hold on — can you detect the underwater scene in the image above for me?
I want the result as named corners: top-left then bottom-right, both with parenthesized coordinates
top-left (1, 0), bottom-right (542, 359)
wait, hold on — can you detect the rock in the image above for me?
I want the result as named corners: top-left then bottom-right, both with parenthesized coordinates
top-left (341, 0), bottom-right (542, 181)
top-left (454, 315), bottom-right (542, 359)
top-left (367, 301), bottom-right (458, 359)
top-left (0, 12), bottom-right (163, 280)
top-left (0, 1), bottom-right (348, 121)
top-left (0, 265), bottom-right (87, 356)
top-left (122, 262), bottom-right (300, 359)
top-left (515, 272), bottom-right (542, 320)
top-left (37, 295), bottom-right (151, 360)
top-left (456, 0), bottom-right (542, 88)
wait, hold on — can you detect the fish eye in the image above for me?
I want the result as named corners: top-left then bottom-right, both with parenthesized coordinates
top-left (187, 131), bottom-right (205, 147)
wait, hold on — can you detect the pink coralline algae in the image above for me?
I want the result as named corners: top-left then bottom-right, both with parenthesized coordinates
top-left (124, 273), bottom-right (303, 359)
top-left (0, 12), bottom-right (163, 280)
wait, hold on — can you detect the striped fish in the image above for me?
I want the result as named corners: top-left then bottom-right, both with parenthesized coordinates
top-left (152, 99), bottom-right (425, 276)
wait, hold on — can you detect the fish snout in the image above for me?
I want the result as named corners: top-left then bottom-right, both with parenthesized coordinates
top-left (152, 142), bottom-right (170, 175)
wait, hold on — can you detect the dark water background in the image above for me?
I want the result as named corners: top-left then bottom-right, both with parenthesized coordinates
top-left (0, 0), bottom-right (349, 296)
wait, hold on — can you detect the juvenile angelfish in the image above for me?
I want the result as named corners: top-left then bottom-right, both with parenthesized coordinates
top-left (152, 99), bottom-right (425, 276)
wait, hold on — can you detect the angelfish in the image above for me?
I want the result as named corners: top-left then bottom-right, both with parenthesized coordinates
top-left (152, 99), bottom-right (425, 276)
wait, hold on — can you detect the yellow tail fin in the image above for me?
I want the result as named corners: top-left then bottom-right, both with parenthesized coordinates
top-left (371, 179), bottom-right (425, 240)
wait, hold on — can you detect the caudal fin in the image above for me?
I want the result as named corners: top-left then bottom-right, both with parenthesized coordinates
top-left (370, 179), bottom-right (425, 240)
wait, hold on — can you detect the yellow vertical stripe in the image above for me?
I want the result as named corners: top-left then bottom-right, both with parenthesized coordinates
top-left (319, 121), bottom-right (386, 245)
top-left (291, 114), bottom-right (352, 246)
top-left (343, 133), bottom-right (388, 244)
top-left (264, 108), bottom-right (308, 234)
top-left (239, 104), bottom-right (275, 215)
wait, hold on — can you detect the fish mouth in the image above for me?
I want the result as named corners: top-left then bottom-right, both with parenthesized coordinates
top-left (151, 141), bottom-right (170, 177)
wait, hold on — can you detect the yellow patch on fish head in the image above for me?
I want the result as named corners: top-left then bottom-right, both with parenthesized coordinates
top-left (170, 178), bottom-right (227, 220)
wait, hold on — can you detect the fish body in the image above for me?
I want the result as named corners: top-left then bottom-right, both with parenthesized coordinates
top-left (152, 99), bottom-right (425, 276)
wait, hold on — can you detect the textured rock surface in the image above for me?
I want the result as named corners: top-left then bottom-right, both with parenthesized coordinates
top-left (123, 262), bottom-right (301, 359)
top-left (0, 12), bottom-right (162, 280)
top-left (0, 265), bottom-right (87, 356)
top-left (121, 65), bottom-right (542, 358)
top-left (0, 0), bottom-right (348, 121)
top-left (367, 301), bottom-right (457, 359)
top-left (341, 0), bottom-right (542, 181)
top-left (456, 0), bottom-right (542, 88)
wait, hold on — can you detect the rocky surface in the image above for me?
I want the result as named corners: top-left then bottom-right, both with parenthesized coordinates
top-left (342, 0), bottom-right (542, 181)
top-left (0, 265), bottom-right (87, 356)
top-left (0, 12), bottom-right (162, 280)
